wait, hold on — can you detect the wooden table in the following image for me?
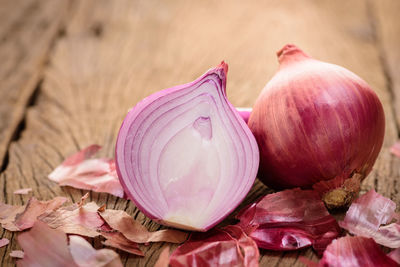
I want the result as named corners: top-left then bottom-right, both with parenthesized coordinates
top-left (0, 0), bottom-right (399, 266)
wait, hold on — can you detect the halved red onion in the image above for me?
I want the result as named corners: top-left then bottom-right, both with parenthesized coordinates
top-left (115, 62), bottom-right (259, 231)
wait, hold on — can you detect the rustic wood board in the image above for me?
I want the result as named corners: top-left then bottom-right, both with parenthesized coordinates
top-left (372, 0), bottom-right (400, 131)
top-left (368, 0), bottom-right (400, 205)
top-left (0, 0), bottom-right (69, 170)
top-left (0, 0), bottom-right (399, 266)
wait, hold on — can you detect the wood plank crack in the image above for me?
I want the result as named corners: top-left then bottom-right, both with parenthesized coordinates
top-left (0, 0), bottom-right (73, 174)
top-left (0, 81), bottom-right (41, 173)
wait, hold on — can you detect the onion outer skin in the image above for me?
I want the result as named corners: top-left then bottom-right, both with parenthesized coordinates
top-left (248, 44), bottom-right (385, 208)
top-left (236, 107), bottom-right (252, 123)
top-left (115, 62), bottom-right (259, 231)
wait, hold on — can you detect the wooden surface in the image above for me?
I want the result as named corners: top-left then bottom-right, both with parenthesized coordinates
top-left (0, 0), bottom-right (399, 266)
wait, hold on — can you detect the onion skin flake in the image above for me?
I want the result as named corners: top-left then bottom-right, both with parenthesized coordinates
top-left (339, 190), bottom-right (400, 248)
top-left (48, 145), bottom-right (124, 198)
top-left (301, 236), bottom-right (399, 267)
top-left (170, 225), bottom-right (259, 267)
top-left (236, 188), bottom-right (340, 255)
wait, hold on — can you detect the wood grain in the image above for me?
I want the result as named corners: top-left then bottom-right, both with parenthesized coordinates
top-left (371, 0), bottom-right (400, 132)
top-left (0, 0), bottom-right (399, 266)
top-left (364, 0), bottom-right (400, 205)
top-left (0, 0), bottom-right (69, 170)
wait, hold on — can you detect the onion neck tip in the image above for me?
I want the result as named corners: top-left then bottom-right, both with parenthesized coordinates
top-left (217, 61), bottom-right (228, 76)
top-left (277, 44), bottom-right (310, 66)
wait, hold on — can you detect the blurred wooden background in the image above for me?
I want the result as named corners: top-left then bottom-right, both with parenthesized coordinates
top-left (0, 0), bottom-right (399, 266)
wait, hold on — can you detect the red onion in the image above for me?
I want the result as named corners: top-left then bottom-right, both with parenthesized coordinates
top-left (236, 107), bottom-right (252, 123)
top-left (248, 44), bottom-right (385, 208)
top-left (115, 62), bottom-right (259, 231)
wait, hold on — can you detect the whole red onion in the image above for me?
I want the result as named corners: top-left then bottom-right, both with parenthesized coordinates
top-left (248, 44), bottom-right (385, 208)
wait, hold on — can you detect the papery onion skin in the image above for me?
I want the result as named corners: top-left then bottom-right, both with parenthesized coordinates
top-left (249, 44), bottom-right (385, 208)
top-left (170, 225), bottom-right (259, 267)
top-left (115, 62), bottom-right (259, 231)
top-left (339, 189), bottom-right (400, 248)
top-left (236, 188), bottom-right (340, 255)
top-left (319, 236), bottom-right (398, 267)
